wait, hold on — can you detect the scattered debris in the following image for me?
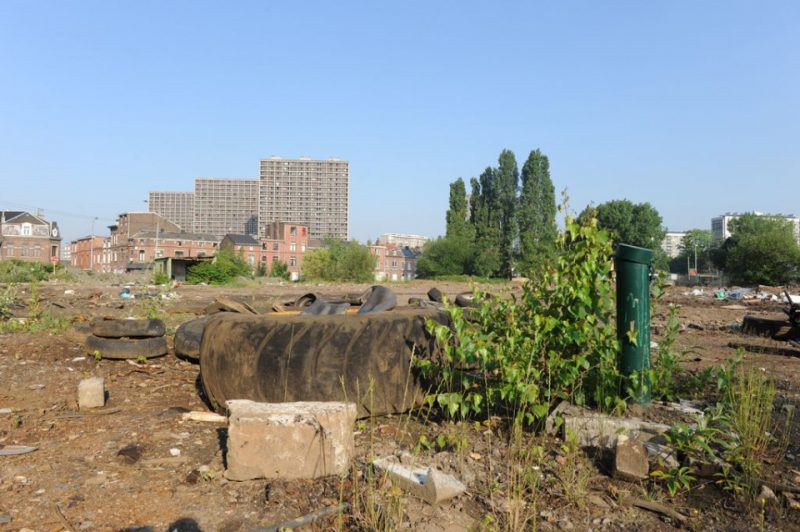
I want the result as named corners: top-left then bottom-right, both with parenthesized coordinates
top-left (372, 455), bottom-right (467, 504)
top-left (0, 445), bottom-right (38, 456)
top-left (256, 503), bottom-right (350, 532)
top-left (116, 444), bottom-right (143, 464)
top-left (547, 401), bottom-right (670, 448)
top-left (622, 496), bottom-right (688, 524)
top-left (181, 411), bottom-right (227, 423)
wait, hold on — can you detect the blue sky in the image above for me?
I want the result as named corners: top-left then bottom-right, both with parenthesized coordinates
top-left (1, 1), bottom-right (798, 244)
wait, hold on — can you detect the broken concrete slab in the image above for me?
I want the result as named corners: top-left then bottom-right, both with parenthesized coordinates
top-left (225, 400), bottom-right (356, 481)
top-left (548, 401), bottom-right (670, 448)
top-left (642, 440), bottom-right (679, 469)
top-left (614, 434), bottom-right (649, 482)
top-left (78, 377), bottom-right (105, 410)
top-left (372, 456), bottom-right (466, 504)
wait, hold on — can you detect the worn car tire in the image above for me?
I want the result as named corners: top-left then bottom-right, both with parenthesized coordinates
top-left (86, 335), bottom-right (168, 359)
top-left (455, 292), bottom-right (478, 308)
top-left (174, 317), bottom-right (209, 362)
top-left (427, 287), bottom-right (444, 303)
top-left (90, 318), bottom-right (166, 339)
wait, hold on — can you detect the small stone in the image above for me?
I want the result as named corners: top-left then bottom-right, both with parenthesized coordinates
top-left (78, 377), bottom-right (105, 410)
top-left (587, 493), bottom-right (610, 509)
top-left (757, 485), bottom-right (778, 507)
top-left (79, 522), bottom-right (93, 530)
top-left (0, 515), bottom-right (11, 525)
top-left (170, 448), bottom-right (181, 457)
top-left (614, 434), bottom-right (649, 482)
top-left (117, 444), bottom-right (143, 464)
top-left (558, 519), bottom-right (574, 530)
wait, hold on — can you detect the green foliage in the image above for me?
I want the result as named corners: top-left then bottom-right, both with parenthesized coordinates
top-left (270, 259), bottom-right (290, 281)
top-left (152, 270), bottom-right (170, 285)
top-left (518, 149), bottom-right (557, 277)
top-left (673, 228), bottom-right (715, 274)
top-left (446, 177), bottom-right (474, 242)
top-left (583, 199), bottom-right (666, 250)
top-left (719, 213), bottom-right (800, 285)
top-left (302, 240), bottom-right (375, 283)
top-left (418, 208), bottom-right (622, 425)
top-left (416, 235), bottom-right (475, 278)
top-left (0, 259), bottom-right (53, 283)
top-left (651, 466), bottom-right (695, 497)
top-left (185, 250), bottom-right (251, 285)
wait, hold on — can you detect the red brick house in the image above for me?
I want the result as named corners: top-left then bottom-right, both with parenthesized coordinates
top-left (0, 211), bottom-right (62, 264)
top-left (221, 222), bottom-right (309, 280)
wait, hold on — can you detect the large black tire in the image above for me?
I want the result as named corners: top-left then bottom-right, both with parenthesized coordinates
top-left (174, 317), bottom-right (209, 362)
top-left (200, 308), bottom-right (449, 417)
top-left (90, 318), bottom-right (166, 339)
top-left (86, 335), bottom-right (168, 359)
top-left (455, 292), bottom-right (479, 308)
top-left (427, 287), bottom-right (444, 303)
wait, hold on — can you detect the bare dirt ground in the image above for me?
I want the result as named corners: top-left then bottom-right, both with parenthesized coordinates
top-left (2, 276), bottom-right (800, 531)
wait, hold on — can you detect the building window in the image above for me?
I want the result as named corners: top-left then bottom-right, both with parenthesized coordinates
top-left (22, 224), bottom-right (31, 236)
top-left (6, 244), bottom-right (13, 257)
top-left (272, 242), bottom-right (279, 251)
top-left (272, 255), bottom-right (278, 262)
top-left (177, 241), bottom-right (182, 246)
top-left (290, 243), bottom-right (296, 252)
top-left (290, 256), bottom-right (296, 267)
top-left (33, 245), bottom-right (41, 257)
top-left (301, 244), bottom-right (306, 253)
top-left (175, 250), bottom-right (184, 257)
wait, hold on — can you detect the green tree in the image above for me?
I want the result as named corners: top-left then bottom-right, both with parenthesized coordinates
top-left (330, 240), bottom-right (376, 283)
top-left (676, 229), bottom-right (714, 274)
top-left (470, 168), bottom-right (502, 277)
top-left (186, 249), bottom-right (251, 285)
top-left (416, 236), bottom-right (475, 278)
top-left (446, 178), bottom-right (474, 241)
top-left (495, 149), bottom-right (519, 278)
top-left (584, 199), bottom-right (666, 250)
top-left (721, 214), bottom-right (800, 285)
top-left (270, 259), bottom-right (290, 281)
top-left (302, 248), bottom-right (333, 281)
top-left (518, 149), bottom-right (557, 276)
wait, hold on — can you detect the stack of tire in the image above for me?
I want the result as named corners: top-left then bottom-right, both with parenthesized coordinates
top-left (85, 318), bottom-right (168, 360)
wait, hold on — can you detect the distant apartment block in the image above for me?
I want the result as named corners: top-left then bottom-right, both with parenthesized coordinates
top-left (259, 157), bottom-right (349, 240)
top-left (148, 191), bottom-right (195, 232)
top-left (712, 212), bottom-right (800, 243)
top-left (194, 178), bottom-right (259, 237)
top-left (378, 233), bottom-right (428, 249)
top-left (661, 232), bottom-right (686, 258)
top-left (0, 211), bottom-right (62, 264)
top-left (107, 212), bottom-right (181, 272)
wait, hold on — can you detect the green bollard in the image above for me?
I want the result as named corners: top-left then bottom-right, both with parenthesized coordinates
top-left (615, 244), bottom-right (653, 403)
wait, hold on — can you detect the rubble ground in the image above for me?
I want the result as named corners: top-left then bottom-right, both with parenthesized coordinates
top-left (2, 278), bottom-right (800, 530)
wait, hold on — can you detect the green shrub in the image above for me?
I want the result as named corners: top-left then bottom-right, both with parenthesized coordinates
top-left (420, 209), bottom-right (623, 425)
top-left (270, 259), bottom-right (290, 281)
top-left (152, 270), bottom-right (170, 285)
top-left (185, 250), bottom-right (251, 285)
top-left (0, 260), bottom-right (52, 283)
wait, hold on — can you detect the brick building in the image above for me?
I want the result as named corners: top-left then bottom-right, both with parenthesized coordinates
top-left (221, 222), bottom-right (309, 279)
top-left (0, 211), bottom-right (62, 264)
top-left (70, 235), bottom-right (109, 271)
top-left (369, 244), bottom-right (419, 281)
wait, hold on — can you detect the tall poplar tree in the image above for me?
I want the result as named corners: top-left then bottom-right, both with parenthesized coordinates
top-left (518, 149), bottom-right (557, 275)
top-left (446, 177), bottom-right (473, 241)
top-left (495, 149), bottom-right (519, 278)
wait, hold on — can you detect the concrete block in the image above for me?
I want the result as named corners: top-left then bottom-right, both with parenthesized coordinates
top-left (373, 456), bottom-right (466, 504)
top-left (614, 434), bottom-right (649, 482)
top-left (78, 377), bottom-right (105, 410)
top-left (225, 400), bottom-right (356, 481)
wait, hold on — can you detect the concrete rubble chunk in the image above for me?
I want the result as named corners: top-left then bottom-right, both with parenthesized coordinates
top-left (614, 434), bottom-right (650, 482)
top-left (78, 377), bottom-right (105, 410)
top-left (547, 401), bottom-right (670, 449)
top-left (225, 400), bottom-right (356, 481)
top-left (372, 456), bottom-right (466, 504)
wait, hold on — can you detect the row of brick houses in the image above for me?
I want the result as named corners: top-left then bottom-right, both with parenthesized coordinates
top-left (369, 244), bottom-right (420, 281)
top-left (69, 212), bottom-right (309, 277)
top-left (0, 211), bottom-right (62, 263)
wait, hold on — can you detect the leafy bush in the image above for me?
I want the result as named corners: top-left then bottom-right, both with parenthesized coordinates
top-left (152, 270), bottom-right (170, 285)
top-left (301, 240), bottom-right (375, 283)
top-left (185, 250), bottom-right (251, 285)
top-left (270, 259), bottom-right (290, 281)
top-left (420, 210), bottom-right (623, 425)
top-left (0, 260), bottom-right (52, 283)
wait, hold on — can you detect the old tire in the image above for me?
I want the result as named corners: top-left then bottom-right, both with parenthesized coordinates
top-left (357, 285), bottom-right (397, 314)
top-left (427, 287), bottom-right (444, 303)
top-left (86, 335), bottom-right (168, 360)
top-left (90, 318), bottom-right (166, 338)
top-left (455, 292), bottom-right (478, 308)
top-left (200, 308), bottom-right (449, 417)
top-left (174, 317), bottom-right (209, 362)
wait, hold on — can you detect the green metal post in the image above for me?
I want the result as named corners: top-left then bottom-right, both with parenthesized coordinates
top-left (615, 244), bottom-right (653, 403)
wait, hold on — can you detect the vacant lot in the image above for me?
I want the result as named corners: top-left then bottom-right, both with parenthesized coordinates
top-left (1, 278), bottom-right (800, 530)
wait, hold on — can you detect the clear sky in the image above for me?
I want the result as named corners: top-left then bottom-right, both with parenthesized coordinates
top-left (1, 1), bottom-right (798, 245)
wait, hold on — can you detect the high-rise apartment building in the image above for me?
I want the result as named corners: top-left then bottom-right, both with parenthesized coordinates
top-left (193, 178), bottom-right (259, 237)
top-left (258, 157), bottom-right (349, 240)
top-left (712, 212), bottom-right (800, 243)
top-left (148, 191), bottom-right (195, 232)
